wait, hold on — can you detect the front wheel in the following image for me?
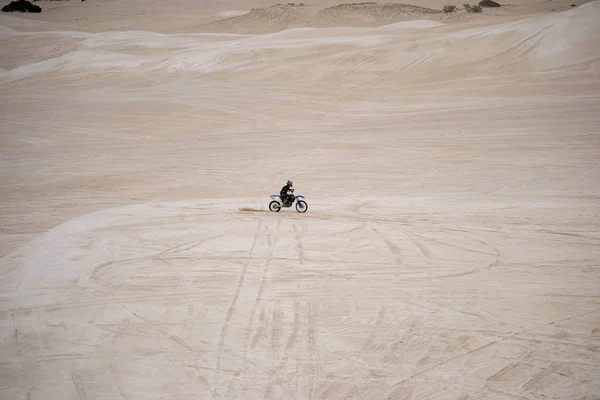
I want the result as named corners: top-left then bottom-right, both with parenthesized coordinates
top-left (295, 200), bottom-right (308, 213)
top-left (269, 200), bottom-right (282, 212)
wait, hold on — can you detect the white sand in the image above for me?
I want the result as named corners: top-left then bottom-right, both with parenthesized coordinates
top-left (216, 10), bottom-right (251, 18)
top-left (1, 0), bottom-right (599, 399)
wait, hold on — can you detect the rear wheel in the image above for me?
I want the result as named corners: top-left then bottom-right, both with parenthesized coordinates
top-left (269, 200), bottom-right (281, 212)
top-left (296, 200), bottom-right (308, 213)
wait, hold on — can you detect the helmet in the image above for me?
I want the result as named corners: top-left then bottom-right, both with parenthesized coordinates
top-left (287, 180), bottom-right (293, 185)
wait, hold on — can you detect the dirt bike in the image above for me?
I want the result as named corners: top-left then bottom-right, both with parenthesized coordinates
top-left (269, 193), bottom-right (308, 213)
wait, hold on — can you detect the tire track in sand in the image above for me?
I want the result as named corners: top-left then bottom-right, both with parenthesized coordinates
top-left (362, 304), bottom-right (387, 352)
top-left (293, 224), bottom-right (304, 265)
top-left (214, 220), bottom-right (262, 395)
top-left (388, 307), bottom-right (600, 392)
top-left (307, 301), bottom-right (320, 400)
top-left (221, 217), bottom-right (280, 399)
top-left (373, 227), bottom-right (402, 266)
top-left (10, 307), bottom-right (23, 358)
top-left (71, 363), bottom-right (87, 400)
top-left (110, 361), bottom-right (129, 400)
top-left (271, 301), bottom-right (282, 355)
top-left (243, 217), bottom-right (280, 354)
top-left (263, 300), bottom-right (303, 399)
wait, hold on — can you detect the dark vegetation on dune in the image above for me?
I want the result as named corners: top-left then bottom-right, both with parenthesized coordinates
top-left (464, 3), bottom-right (483, 12)
top-left (443, 5), bottom-right (457, 12)
top-left (2, 0), bottom-right (41, 12)
top-left (479, 0), bottom-right (501, 7)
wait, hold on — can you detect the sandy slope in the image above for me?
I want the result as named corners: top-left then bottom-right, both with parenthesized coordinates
top-left (1, 1), bottom-right (600, 399)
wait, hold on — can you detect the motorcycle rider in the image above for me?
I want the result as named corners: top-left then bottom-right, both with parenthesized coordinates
top-left (280, 180), bottom-right (295, 206)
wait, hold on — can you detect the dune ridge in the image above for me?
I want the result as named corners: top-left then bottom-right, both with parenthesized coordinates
top-left (200, 2), bottom-right (443, 33)
top-left (2, 3), bottom-right (598, 82)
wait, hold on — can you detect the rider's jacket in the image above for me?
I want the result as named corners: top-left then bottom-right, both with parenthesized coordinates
top-left (280, 184), bottom-right (292, 196)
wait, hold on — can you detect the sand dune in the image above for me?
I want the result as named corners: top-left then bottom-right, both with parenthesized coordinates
top-left (2, 3), bottom-right (599, 82)
top-left (1, 1), bottom-right (599, 399)
top-left (200, 2), bottom-right (443, 33)
top-left (449, 0), bottom-right (600, 67)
